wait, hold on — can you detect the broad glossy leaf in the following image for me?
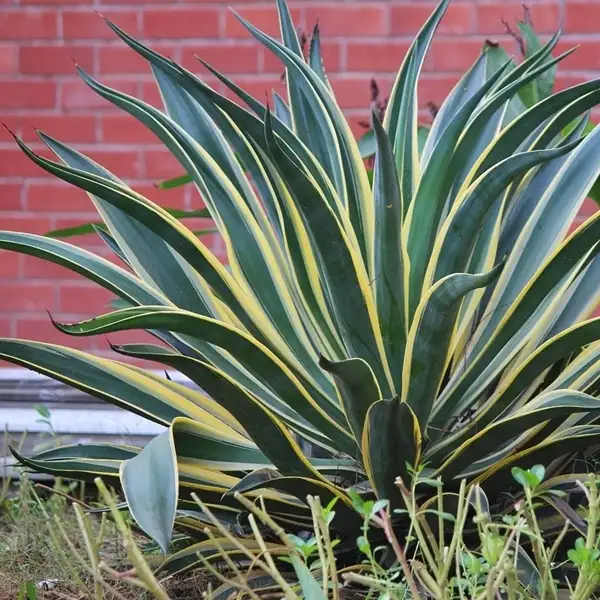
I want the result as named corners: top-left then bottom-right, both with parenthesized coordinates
top-left (263, 112), bottom-right (394, 396)
top-left (385, 0), bottom-right (450, 205)
top-left (53, 307), bottom-right (354, 453)
top-left (78, 68), bottom-right (331, 395)
top-left (372, 113), bottom-right (407, 388)
top-left (404, 58), bottom-right (510, 314)
top-left (363, 398), bottom-right (420, 505)
top-left (272, 91), bottom-right (291, 127)
top-left (437, 207), bottom-right (600, 424)
top-left (121, 428), bottom-right (178, 552)
top-left (428, 141), bottom-right (580, 285)
top-left (440, 390), bottom-right (600, 478)
top-left (519, 21), bottom-right (556, 103)
top-left (403, 265), bottom-right (503, 427)
top-left (319, 356), bottom-right (381, 443)
top-left (158, 538), bottom-right (283, 577)
top-left (421, 52), bottom-right (487, 167)
top-left (236, 12), bottom-right (373, 267)
top-left (227, 473), bottom-right (362, 533)
top-left (0, 339), bottom-right (207, 425)
top-left (0, 231), bottom-right (164, 307)
top-left (470, 122), bottom-right (600, 356)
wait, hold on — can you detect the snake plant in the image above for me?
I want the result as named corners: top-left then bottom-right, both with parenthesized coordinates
top-left (3, 0), bottom-right (600, 573)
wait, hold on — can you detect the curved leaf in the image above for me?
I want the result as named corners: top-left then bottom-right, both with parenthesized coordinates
top-left (403, 265), bottom-right (503, 427)
top-left (362, 398), bottom-right (421, 505)
top-left (121, 428), bottom-right (178, 553)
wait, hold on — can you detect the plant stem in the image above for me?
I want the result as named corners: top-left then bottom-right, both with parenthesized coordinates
top-left (380, 508), bottom-right (421, 599)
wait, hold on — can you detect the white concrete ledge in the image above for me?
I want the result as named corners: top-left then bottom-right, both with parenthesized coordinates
top-left (1, 407), bottom-right (164, 436)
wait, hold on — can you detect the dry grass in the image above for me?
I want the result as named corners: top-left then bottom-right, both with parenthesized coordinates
top-left (0, 476), bottom-right (213, 600)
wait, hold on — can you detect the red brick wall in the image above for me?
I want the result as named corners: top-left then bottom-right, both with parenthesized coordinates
top-left (0, 0), bottom-right (597, 354)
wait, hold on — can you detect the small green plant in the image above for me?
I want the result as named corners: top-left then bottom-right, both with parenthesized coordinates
top-left (341, 467), bottom-right (600, 599)
top-left (17, 580), bottom-right (38, 600)
top-left (29, 469), bottom-right (600, 599)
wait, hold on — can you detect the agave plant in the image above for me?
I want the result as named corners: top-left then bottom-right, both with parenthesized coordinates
top-left (4, 0), bottom-right (600, 573)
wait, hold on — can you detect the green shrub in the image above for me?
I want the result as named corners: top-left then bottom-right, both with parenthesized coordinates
top-left (34, 469), bottom-right (600, 599)
top-left (2, 0), bottom-right (600, 574)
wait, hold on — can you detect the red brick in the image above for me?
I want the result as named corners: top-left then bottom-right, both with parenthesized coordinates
top-left (557, 41), bottom-right (600, 71)
top-left (431, 39), bottom-right (484, 72)
top-left (98, 0), bottom-right (171, 4)
top-left (63, 10), bottom-right (139, 40)
top-left (330, 76), bottom-right (392, 109)
top-left (98, 46), bottom-right (151, 75)
top-left (181, 43), bottom-right (260, 74)
top-left (565, 3), bottom-right (600, 34)
top-left (554, 74), bottom-right (586, 92)
top-left (476, 2), bottom-right (560, 35)
top-left (0, 317), bottom-right (11, 337)
top-left (134, 183), bottom-right (188, 209)
top-left (59, 284), bottom-right (113, 314)
top-left (0, 184), bottom-right (23, 211)
top-left (26, 182), bottom-right (92, 213)
top-left (179, 217), bottom-right (214, 235)
top-left (140, 81), bottom-right (166, 109)
top-left (0, 149), bottom-right (51, 178)
top-left (20, 45), bottom-right (94, 75)
top-left (305, 4), bottom-right (387, 37)
top-left (15, 317), bottom-right (96, 350)
top-left (222, 76), bottom-right (286, 104)
top-left (144, 150), bottom-right (184, 179)
top-left (182, 0), bottom-right (261, 2)
top-left (0, 45), bottom-right (18, 74)
top-left (21, 0), bottom-right (92, 5)
top-left (0, 124), bottom-right (17, 144)
top-left (98, 44), bottom-right (177, 75)
top-left (225, 6), bottom-right (302, 38)
top-left (100, 114), bottom-right (157, 145)
top-left (23, 256), bottom-right (87, 281)
top-left (20, 115), bottom-right (96, 144)
top-left (581, 198), bottom-right (600, 217)
top-left (0, 216), bottom-right (53, 236)
top-left (0, 11), bottom-right (57, 40)
top-left (0, 283), bottom-right (55, 313)
top-left (262, 41), bottom-right (342, 73)
top-left (418, 75), bottom-right (461, 105)
top-left (391, 3), bottom-right (475, 36)
top-left (60, 79), bottom-right (138, 110)
top-left (143, 8), bottom-right (220, 39)
top-left (347, 41), bottom-right (412, 73)
top-left (0, 252), bottom-right (20, 279)
top-left (86, 150), bottom-right (142, 178)
top-left (346, 113), bottom-right (371, 138)
top-left (0, 82), bottom-right (57, 109)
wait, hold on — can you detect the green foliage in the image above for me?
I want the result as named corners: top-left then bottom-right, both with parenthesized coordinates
top-left (29, 471), bottom-right (600, 599)
top-left (3, 0), bottom-right (600, 571)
